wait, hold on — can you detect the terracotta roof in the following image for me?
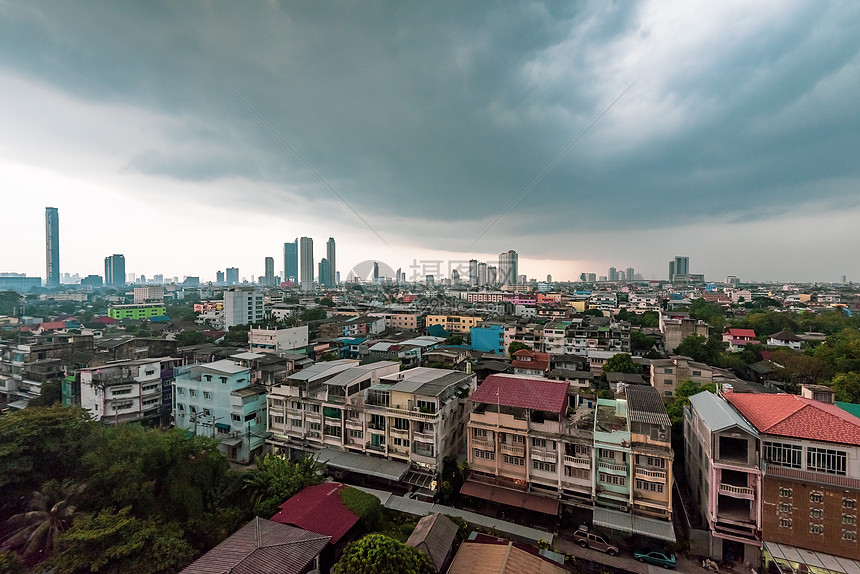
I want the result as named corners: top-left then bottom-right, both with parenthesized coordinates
top-left (469, 375), bottom-right (569, 414)
top-left (447, 540), bottom-right (567, 574)
top-left (39, 321), bottom-right (67, 330)
top-left (269, 483), bottom-right (360, 545)
top-left (180, 517), bottom-right (329, 574)
top-left (725, 392), bottom-right (860, 446)
top-left (727, 328), bottom-right (756, 338)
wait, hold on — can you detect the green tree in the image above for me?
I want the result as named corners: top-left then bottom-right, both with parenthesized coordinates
top-left (665, 381), bottom-right (717, 425)
top-left (26, 379), bottom-right (63, 408)
top-left (44, 507), bottom-right (195, 574)
top-left (814, 328), bottom-right (860, 374)
top-left (316, 297), bottom-right (335, 307)
top-left (299, 307), bottom-right (328, 322)
top-left (582, 308), bottom-right (604, 318)
top-left (0, 291), bottom-right (21, 315)
top-left (673, 334), bottom-right (724, 365)
top-left (769, 348), bottom-right (831, 390)
top-left (175, 330), bottom-right (207, 346)
top-left (508, 341), bottom-right (529, 358)
top-left (0, 551), bottom-right (27, 574)
top-left (630, 330), bottom-right (656, 353)
top-left (444, 335), bottom-right (464, 346)
top-left (830, 373), bottom-right (860, 404)
top-left (243, 454), bottom-right (325, 517)
top-left (602, 353), bottom-right (639, 375)
top-left (1, 479), bottom-right (84, 562)
top-left (333, 533), bottom-right (435, 574)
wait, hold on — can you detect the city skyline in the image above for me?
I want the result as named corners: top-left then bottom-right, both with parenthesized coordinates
top-left (2, 2), bottom-right (859, 283)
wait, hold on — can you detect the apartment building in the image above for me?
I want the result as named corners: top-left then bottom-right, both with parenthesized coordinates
top-left (626, 386), bottom-right (674, 521)
top-left (107, 303), bottom-right (167, 320)
top-left (368, 311), bottom-right (424, 331)
top-left (173, 358), bottom-right (267, 463)
top-left (564, 316), bottom-right (630, 355)
top-left (80, 358), bottom-right (174, 425)
top-left (248, 326), bottom-right (309, 353)
top-left (267, 362), bottom-right (476, 492)
top-left (426, 314), bottom-right (483, 334)
top-left (650, 355), bottom-right (713, 398)
top-left (726, 388), bottom-right (860, 569)
top-left (223, 287), bottom-right (265, 328)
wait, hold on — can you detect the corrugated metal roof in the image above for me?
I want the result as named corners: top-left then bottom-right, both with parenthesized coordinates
top-left (625, 386), bottom-right (671, 426)
top-left (689, 391), bottom-right (757, 436)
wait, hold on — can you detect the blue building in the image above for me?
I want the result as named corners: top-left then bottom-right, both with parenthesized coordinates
top-left (173, 357), bottom-right (267, 463)
top-left (470, 323), bottom-right (506, 356)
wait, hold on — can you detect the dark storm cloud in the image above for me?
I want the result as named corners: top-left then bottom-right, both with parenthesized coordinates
top-left (1, 0), bottom-right (859, 254)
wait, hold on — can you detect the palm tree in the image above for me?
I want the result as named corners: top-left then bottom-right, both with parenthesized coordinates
top-left (1, 479), bottom-right (85, 561)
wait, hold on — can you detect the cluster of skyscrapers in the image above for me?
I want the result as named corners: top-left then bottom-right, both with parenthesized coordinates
top-left (284, 236), bottom-right (336, 291)
top-left (467, 250), bottom-right (520, 287)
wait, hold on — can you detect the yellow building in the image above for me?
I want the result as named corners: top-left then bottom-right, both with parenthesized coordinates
top-left (426, 315), bottom-right (482, 334)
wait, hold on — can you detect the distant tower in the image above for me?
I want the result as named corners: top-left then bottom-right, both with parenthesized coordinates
top-left (547, 274), bottom-right (552, 283)
top-left (318, 258), bottom-right (331, 288)
top-left (326, 237), bottom-right (336, 286)
top-left (469, 259), bottom-right (479, 286)
top-left (668, 260), bottom-right (675, 281)
top-left (300, 237), bottom-right (314, 291)
top-left (216, 270), bottom-right (225, 284)
top-left (264, 257), bottom-right (275, 286)
top-left (498, 250), bottom-right (518, 285)
top-left (477, 262), bottom-right (488, 287)
top-left (452, 269), bottom-right (460, 285)
top-left (674, 256), bottom-right (689, 276)
top-left (373, 262), bottom-right (380, 283)
top-left (487, 266), bottom-right (497, 285)
top-left (104, 254), bottom-right (126, 286)
top-left (283, 239), bottom-right (298, 284)
top-left (626, 267), bottom-right (634, 282)
top-left (395, 267), bottom-right (401, 285)
top-left (226, 267), bottom-right (239, 285)
top-left (45, 207), bottom-right (59, 288)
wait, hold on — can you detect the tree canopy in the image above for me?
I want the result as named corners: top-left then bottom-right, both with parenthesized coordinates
top-left (602, 353), bottom-right (639, 375)
top-left (243, 454), bottom-right (324, 517)
top-left (508, 341), bottom-right (529, 357)
top-left (333, 534), bottom-right (435, 574)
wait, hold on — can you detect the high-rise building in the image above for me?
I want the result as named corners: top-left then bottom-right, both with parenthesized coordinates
top-left (395, 267), bottom-right (401, 285)
top-left (608, 267), bottom-right (618, 282)
top-left (318, 258), bottom-right (331, 288)
top-left (547, 274), bottom-right (552, 283)
top-left (668, 260), bottom-right (675, 281)
top-left (226, 267), bottom-right (239, 285)
top-left (674, 256), bottom-right (689, 276)
top-left (373, 262), bottom-right (379, 283)
top-left (283, 239), bottom-right (298, 284)
top-left (626, 267), bottom-right (634, 282)
top-left (326, 237), bottom-right (336, 286)
top-left (223, 287), bottom-right (264, 328)
top-left (264, 257), bottom-right (275, 286)
top-left (477, 262), bottom-right (487, 286)
top-left (104, 254), bottom-right (126, 286)
top-left (452, 269), bottom-right (460, 285)
top-left (45, 207), bottom-right (59, 288)
top-left (299, 237), bottom-right (314, 291)
top-left (468, 259), bottom-right (478, 286)
top-left (487, 266), bottom-right (497, 285)
top-left (498, 250), bottom-right (518, 285)
top-left (216, 270), bottom-right (225, 284)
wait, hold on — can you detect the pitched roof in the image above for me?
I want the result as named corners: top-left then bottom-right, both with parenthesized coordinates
top-left (180, 517), bottom-right (329, 574)
top-left (406, 514), bottom-right (458, 573)
top-left (625, 385), bottom-right (671, 426)
top-left (269, 483), bottom-right (360, 545)
top-left (447, 540), bottom-right (567, 574)
top-left (725, 392), bottom-right (860, 446)
top-left (689, 392), bottom-right (757, 435)
top-left (469, 374), bottom-right (569, 414)
top-left (727, 328), bottom-right (756, 337)
top-left (768, 330), bottom-right (801, 342)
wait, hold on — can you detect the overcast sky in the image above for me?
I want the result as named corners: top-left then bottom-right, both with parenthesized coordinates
top-left (2, 1), bottom-right (858, 284)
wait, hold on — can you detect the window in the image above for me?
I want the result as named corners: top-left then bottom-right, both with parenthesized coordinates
top-left (474, 449), bottom-right (495, 461)
top-left (692, 370), bottom-right (702, 376)
top-left (219, 376), bottom-right (227, 384)
top-left (204, 375), bottom-right (212, 382)
top-left (202, 408), bottom-right (211, 417)
top-left (503, 455), bottom-right (524, 466)
top-left (349, 430), bottom-right (363, 438)
top-left (290, 418), bottom-right (303, 427)
top-left (324, 424), bottom-right (341, 437)
top-left (177, 387), bottom-right (185, 396)
top-left (778, 502), bottom-right (793, 513)
top-left (807, 447), bottom-right (847, 476)
top-left (664, 368), bottom-right (674, 374)
top-left (511, 434), bottom-right (524, 444)
top-left (309, 422), bottom-right (321, 431)
top-left (665, 391), bottom-right (673, 396)
top-left (599, 472), bottom-right (626, 486)
top-left (763, 442), bottom-right (802, 469)
top-left (844, 514), bottom-right (857, 525)
top-left (189, 389), bottom-right (197, 398)
top-left (177, 403), bottom-right (185, 411)
top-left (645, 456), bottom-right (666, 469)
top-left (203, 391), bottom-right (211, 400)
top-left (843, 530), bottom-right (857, 541)
top-left (810, 492), bottom-right (824, 504)
top-left (599, 449), bottom-right (615, 460)
top-left (231, 413), bottom-right (241, 422)
top-left (532, 438), bottom-right (547, 448)
top-left (779, 518), bottom-right (792, 528)
top-left (844, 498), bottom-right (857, 509)
top-left (779, 487), bottom-right (793, 498)
top-left (474, 428), bottom-right (488, 439)
top-left (190, 405), bottom-right (197, 414)
top-left (664, 379), bottom-right (673, 386)
top-left (310, 404), bottom-right (320, 413)
top-left (291, 401), bottom-right (302, 410)
top-left (636, 479), bottom-right (664, 493)
top-left (565, 466), bottom-right (589, 479)
top-left (810, 524), bottom-right (824, 535)
top-left (532, 460), bottom-right (556, 473)
top-left (810, 508), bottom-right (823, 519)
top-left (112, 388), bottom-right (132, 396)
top-left (271, 399), bottom-right (284, 407)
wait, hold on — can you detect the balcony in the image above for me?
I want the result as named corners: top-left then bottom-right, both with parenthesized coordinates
top-left (762, 461), bottom-right (860, 490)
top-left (564, 455), bottom-right (591, 468)
top-left (472, 439), bottom-right (494, 450)
top-left (413, 431), bottom-right (435, 443)
top-left (530, 449), bottom-right (557, 463)
top-left (390, 427), bottom-right (409, 437)
top-left (719, 483), bottom-right (754, 497)
top-left (413, 446), bottom-right (435, 459)
top-left (635, 467), bottom-right (666, 480)
top-left (471, 410), bottom-right (528, 431)
top-left (366, 442), bottom-right (385, 453)
top-left (598, 461), bottom-right (627, 473)
top-left (500, 443), bottom-right (525, 456)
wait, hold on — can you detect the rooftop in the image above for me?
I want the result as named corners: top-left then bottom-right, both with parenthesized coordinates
top-left (269, 483), bottom-right (360, 545)
top-left (469, 374), bottom-right (569, 414)
top-left (625, 385), bottom-right (671, 426)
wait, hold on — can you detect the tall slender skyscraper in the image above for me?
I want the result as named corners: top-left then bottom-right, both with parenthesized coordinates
top-left (498, 250), bottom-right (518, 285)
top-left (45, 207), bottom-right (59, 287)
top-left (104, 254), bottom-right (126, 286)
top-left (299, 237), bottom-right (314, 291)
top-left (373, 262), bottom-right (379, 283)
top-left (264, 257), bottom-right (275, 286)
top-left (326, 237), bottom-right (336, 286)
top-left (283, 239), bottom-right (298, 284)
top-left (468, 259), bottom-right (478, 286)
top-left (626, 267), bottom-right (635, 282)
top-left (674, 256), bottom-right (689, 276)
top-left (318, 258), bottom-right (331, 288)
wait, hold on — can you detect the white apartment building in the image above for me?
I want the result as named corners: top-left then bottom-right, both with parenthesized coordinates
top-left (248, 326), bottom-right (309, 353)
top-left (80, 358), bottom-right (169, 424)
top-left (133, 285), bottom-right (165, 303)
top-left (223, 287), bottom-right (265, 328)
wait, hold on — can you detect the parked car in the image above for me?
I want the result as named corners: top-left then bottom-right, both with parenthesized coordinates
top-left (633, 548), bottom-right (676, 569)
top-left (572, 526), bottom-right (618, 556)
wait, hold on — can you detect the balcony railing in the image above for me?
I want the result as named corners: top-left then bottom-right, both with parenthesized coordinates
top-left (635, 467), bottom-right (666, 480)
top-left (500, 443), bottom-right (525, 456)
top-left (530, 449), bottom-right (557, 462)
top-left (472, 439), bottom-right (493, 450)
top-left (719, 483), bottom-right (755, 497)
top-left (564, 455), bottom-right (591, 468)
top-left (598, 461), bottom-right (627, 473)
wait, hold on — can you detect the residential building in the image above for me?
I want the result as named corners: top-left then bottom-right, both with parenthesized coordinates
top-left (223, 287), bottom-right (265, 328)
top-left (264, 256), bottom-right (275, 286)
top-left (511, 348), bottom-right (551, 377)
top-left (318, 258), bottom-right (332, 288)
top-left (564, 316), bottom-right (630, 355)
top-left (406, 514), bottom-right (458, 574)
top-left (226, 267), bottom-right (239, 285)
top-left (660, 312), bottom-right (710, 355)
top-left (267, 362), bottom-right (476, 491)
top-left (470, 323), bottom-right (506, 356)
top-left (498, 250), bottom-right (518, 286)
top-left (173, 358), bottom-right (267, 463)
top-left (80, 358), bottom-right (173, 425)
top-left (284, 239), bottom-right (298, 284)
top-left (477, 262), bottom-right (487, 286)
top-left (300, 237), bottom-right (314, 291)
top-left (767, 331), bottom-right (802, 350)
top-left (593, 397), bottom-right (632, 512)
top-left (726, 388), bottom-right (860, 567)
top-left (45, 207), bottom-right (59, 288)
top-left (133, 285), bottom-right (164, 303)
top-left (685, 391), bottom-right (762, 564)
top-left (248, 326), bottom-right (309, 353)
top-left (326, 237), bottom-right (336, 287)
top-left (368, 311), bottom-right (424, 331)
top-left (318, 316), bottom-right (385, 339)
top-left (626, 386), bottom-right (673, 521)
top-left (723, 328), bottom-right (757, 350)
top-left (107, 303), bottom-right (167, 320)
top-left (650, 355), bottom-right (713, 398)
top-left (469, 259), bottom-right (478, 286)
top-left (426, 314), bottom-right (482, 334)
top-left (447, 536), bottom-right (566, 574)
top-left (104, 254), bottom-right (126, 286)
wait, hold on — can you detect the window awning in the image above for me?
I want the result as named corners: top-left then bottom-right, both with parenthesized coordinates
top-left (220, 437), bottom-right (244, 447)
top-left (763, 541), bottom-right (860, 574)
top-left (459, 480), bottom-right (559, 515)
top-left (214, 422), bottom-right (231, 431)
top-left (592, 507), bottom-right (676, 543)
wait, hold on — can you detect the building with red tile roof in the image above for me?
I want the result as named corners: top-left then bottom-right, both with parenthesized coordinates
top-left (511, 348), bottom-right (551, 376)
top-left (722, 328), bottom-right (757, 348)
top-left (269, 482), bottom-right (360, 546)
top-left (469, 374), bottom-right (569, 414)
